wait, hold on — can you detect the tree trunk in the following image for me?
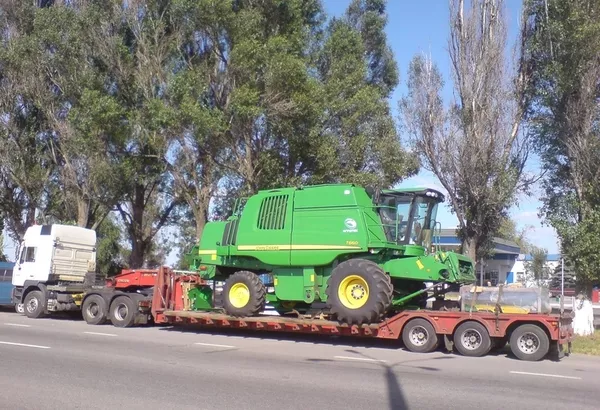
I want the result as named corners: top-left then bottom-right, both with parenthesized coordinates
top-left (462, 238), bottom-right (477, 263)
top-left (77, 198), bottom-right (90, 227)
top-left (194, 178), bottom-right (213, 240)
top-left (128, 184), bottom-right (147, 268)
top-left (24, 205), bottom-right (36, 235)
top-left (129, 237), bottom-right (148, 269)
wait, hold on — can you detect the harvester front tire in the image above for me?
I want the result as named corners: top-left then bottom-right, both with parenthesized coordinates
top-left (326, 259), bottom-right (392, 326)
top-left (222, 271), bottom-right (266, 317)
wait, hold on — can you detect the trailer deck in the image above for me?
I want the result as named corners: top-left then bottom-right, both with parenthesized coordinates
top-left (150, 267), bottom-right (573, 361)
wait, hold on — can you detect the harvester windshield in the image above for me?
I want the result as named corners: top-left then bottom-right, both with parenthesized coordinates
top-left (377, 189), bottom-right (442, 249)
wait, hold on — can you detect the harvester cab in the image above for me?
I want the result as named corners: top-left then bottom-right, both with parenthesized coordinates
top-left (372, 187), bottom-right (443, 254)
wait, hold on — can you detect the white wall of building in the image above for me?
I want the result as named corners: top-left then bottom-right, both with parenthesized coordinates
top-left (507, 257), bottom-right (560, 284)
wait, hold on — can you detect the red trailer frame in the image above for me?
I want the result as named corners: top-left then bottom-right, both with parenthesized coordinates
top-left (150, 267), bottom-right (574, 361)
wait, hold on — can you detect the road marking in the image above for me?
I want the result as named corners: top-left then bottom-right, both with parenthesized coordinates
top-left (334, 355), bottom-right (387, 363)
top-left (194, 342), bottom-right (236, 349)
top-left (4, 323), bottom-right (31, 328)
top-left (509, 371), bottom-right (581, 380)
top-left (0, 341), bottom-right (50, 349)
top-left (83, 331), bottom-right (118, 337)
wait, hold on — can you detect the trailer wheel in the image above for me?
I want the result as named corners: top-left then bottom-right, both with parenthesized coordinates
top-left (222, 271), bottom-right (266, 317)
top-left (326, 259), bottom-right (392, 325)
top-left (402, 318), bottom-right (440, 353)
top-left (82, 295), bottom-right (107, 325)
top-left (509, 324), bottom-right (550, 361)
top-left (109, 296), bottom-right (136, 328)
top-left (24, 290), bottom-right (46, 319)
top-left (453, 321), bottom-right (492, 357)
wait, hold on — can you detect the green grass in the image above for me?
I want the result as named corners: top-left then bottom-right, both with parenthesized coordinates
top-left (571, 332), bottom-right (600, 355)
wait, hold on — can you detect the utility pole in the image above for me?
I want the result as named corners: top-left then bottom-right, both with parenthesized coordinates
top-left (561, 257), bottom-right (564, 296)
top-left (560, 256), bottom-right (564, 315)
top-left (480, 258), bottom-right (484, 286)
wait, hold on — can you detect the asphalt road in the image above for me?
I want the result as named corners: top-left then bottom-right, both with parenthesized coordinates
top-left (0, 309), bottom-right (599, 410)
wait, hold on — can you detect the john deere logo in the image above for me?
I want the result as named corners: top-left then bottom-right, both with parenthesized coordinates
top-left (343, 218), bottom-right (358, 233)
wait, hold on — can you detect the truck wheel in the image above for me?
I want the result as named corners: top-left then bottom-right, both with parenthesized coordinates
top-left (222, 271), bottom-right (266, 317)
top-left (401, 318), bottom-right (440, 353)
top-left (24, 290), bottom-right (47, 319)
top-left (109, 296), bottom-right (136, 328)
top-left (82, 295), bottom-right (107, 325)
top-left (15, 303), bottom-right (24, 315)
top-left (326, 259), bottom-right (392, 325)
top-left (453, 321), bottom-right (492, 357)
top-left (509, 324), bottom-right (550, 361)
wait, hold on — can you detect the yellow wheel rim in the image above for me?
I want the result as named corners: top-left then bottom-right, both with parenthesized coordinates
top-left (229, 283), bottom-right (250, 308)
top-left (338, 275), bottom-right (369, 309)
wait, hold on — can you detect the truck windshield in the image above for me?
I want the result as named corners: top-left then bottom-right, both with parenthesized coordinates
top-left (377, 194), bottom-right (440, 248)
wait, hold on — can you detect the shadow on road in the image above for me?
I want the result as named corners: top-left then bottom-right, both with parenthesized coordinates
top-left (157, 323), bottom-right (422, 352)
top-left (307, 348), bottom-right (455, 410)
top-left (0, 306), bottom-right (83, 321)
top-left (155, 322), bottom-right (531, 361)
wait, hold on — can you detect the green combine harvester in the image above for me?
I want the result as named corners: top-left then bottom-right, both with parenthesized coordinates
top-left (187, 184), bottom-right (476, 325)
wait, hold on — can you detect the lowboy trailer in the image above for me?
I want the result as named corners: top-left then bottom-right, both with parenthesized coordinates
top-left (144, 267), bottom-right (573, 362)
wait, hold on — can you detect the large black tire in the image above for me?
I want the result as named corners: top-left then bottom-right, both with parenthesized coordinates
top-left (82, 295), bottom-right (108, 325)
top-left (108, 295), bottom-right (136, 328)
top-left (509, 324), bottom-right (550, 361)
top-left (453, 321), bottom-right (492, 357)
top-left (222, 271), bottom-right (266, 317)
top-left (326, 259), bottom-right (393, 325)
top-left (24, 290), bottom-right (47, 319)
top-left (402, 318), bottom-right (440, 353)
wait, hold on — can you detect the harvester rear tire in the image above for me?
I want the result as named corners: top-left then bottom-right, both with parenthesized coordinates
top-left (326, 259), bottom-right (392, 326)
top-left (222, 271), bottom-right (266, 317)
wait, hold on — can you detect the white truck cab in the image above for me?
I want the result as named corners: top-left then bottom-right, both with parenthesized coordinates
top-left (12, 224), bottom-right (97, 318)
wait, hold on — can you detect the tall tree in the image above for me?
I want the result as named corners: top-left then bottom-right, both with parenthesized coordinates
top-left (91, 0), bottom-right (183, 268)
top-left (312, 2), bottom-right (418, 189)
top-left (345, 0), bottom-right (398, 96)
top-left (522, 0), bottom-right (600, 294)
top-left (524, 246), bottom-right (550, 284)
top-left (399, 0), bottom-right (535, 261)
top-left (0, 1), bottom-right (57, 243)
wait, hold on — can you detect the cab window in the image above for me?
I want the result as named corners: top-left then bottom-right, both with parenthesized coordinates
top-left (19, 247), bottom-right (37, 263)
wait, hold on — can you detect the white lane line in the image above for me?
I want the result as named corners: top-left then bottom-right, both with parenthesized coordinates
top-left (83, 331), bottom-right (118, 337)
top-left (334, 355), bottom-right (387, 363)
top-left (4, 323), bottom-right (31, 328)
top-left (509, 371), bottom-right (581, 380)
top-left (0, 341), bottom-right (50, 349)
top-left (194, 342), bottom-right (236, 349)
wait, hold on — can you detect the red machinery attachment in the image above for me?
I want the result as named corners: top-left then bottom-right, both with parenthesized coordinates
top-left (105, 269), bottom-right (159, 289)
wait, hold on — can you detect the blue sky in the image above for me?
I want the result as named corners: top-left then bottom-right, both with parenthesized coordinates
top-left (323, 0), bottom-right (559, 254)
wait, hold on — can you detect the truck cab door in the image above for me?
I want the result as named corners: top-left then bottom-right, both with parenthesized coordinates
top-left (12, 242), bottom-right (38, 287)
